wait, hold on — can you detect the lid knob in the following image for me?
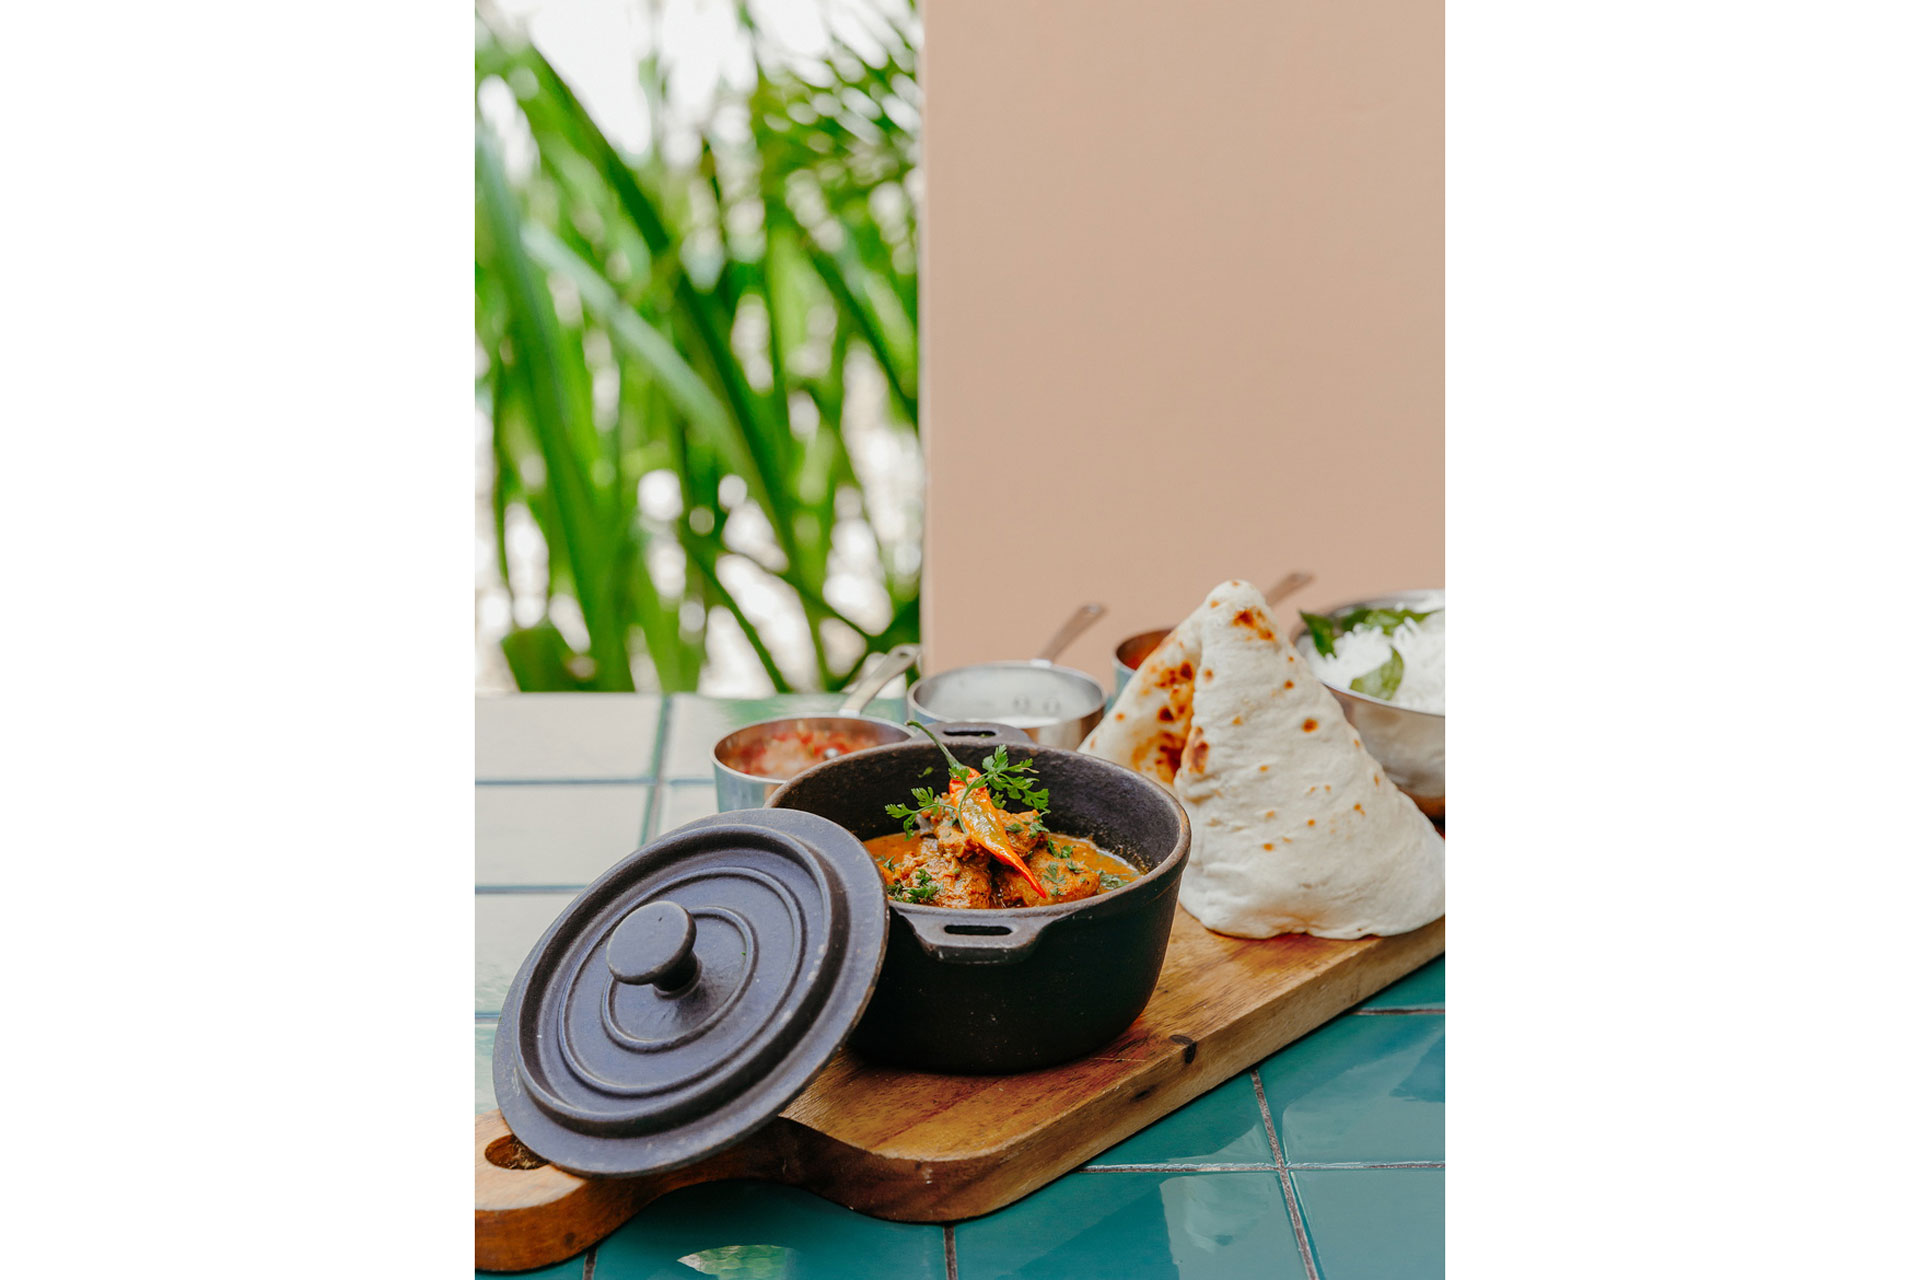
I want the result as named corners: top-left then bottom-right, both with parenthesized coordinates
top-left (606, 900), bottom-right (701, 995)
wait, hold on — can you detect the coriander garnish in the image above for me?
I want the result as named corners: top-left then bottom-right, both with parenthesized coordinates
top-left (889, 868), bottom-right (940, 905)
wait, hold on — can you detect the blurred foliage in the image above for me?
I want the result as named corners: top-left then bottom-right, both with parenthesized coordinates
top-left (475, 3), bottom-right (921, 692)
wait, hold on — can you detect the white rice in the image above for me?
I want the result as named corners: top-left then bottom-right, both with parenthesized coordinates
top-left (1304, 611), bottom-right (1445, 714)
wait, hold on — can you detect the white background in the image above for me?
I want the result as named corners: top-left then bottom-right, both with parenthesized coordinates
top-left (7, 1), bottom-right (1919, 1274)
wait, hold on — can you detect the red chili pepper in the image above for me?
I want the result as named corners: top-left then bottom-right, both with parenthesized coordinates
top-left (948, 771), bottom-right (1046, 896)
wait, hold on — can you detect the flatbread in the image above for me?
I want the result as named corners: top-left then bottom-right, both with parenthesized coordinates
top-left (1082, 580), bottom-right (1444, 939)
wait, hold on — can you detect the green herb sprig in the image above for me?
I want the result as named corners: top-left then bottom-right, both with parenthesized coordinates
top-left (889, 868), bottom-right (940, 905)
top-left (898, 721), bottom-right (1051, 820)
top-left (976, 744), bottom-right (1049, 816)
top-left (885, 783), bottom-right (952, 834)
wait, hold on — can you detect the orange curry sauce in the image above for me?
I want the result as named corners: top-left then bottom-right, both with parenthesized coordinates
top-left (862, 831), bottom-right (1141, 910)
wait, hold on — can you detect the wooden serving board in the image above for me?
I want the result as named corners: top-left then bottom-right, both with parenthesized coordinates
top-left (476, 910), bottom-right (1445, 1272)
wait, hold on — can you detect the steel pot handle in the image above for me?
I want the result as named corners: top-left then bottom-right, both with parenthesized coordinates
top-left (838, 643), bottom-right (920, 714)
top-left (925, 721), bottom-right (1031, 748)
top-left (1033, 602), bottom-right (1106, 664)
top-left (903, 912), bottom-right (1051, 965)
top-left (1264, 570), bottom-right (1315, 606)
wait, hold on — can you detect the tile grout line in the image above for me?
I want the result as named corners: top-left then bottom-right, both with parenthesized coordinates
top-left (581, 1245), bottom-right (596, 1279)
top-left (1350, 1006), bottom-right (1444, 1016)
top-left (1251, 1068), bottom-right (1322, 1280)
top-left (1081, 1163), bottom-right (1282, 1173)
top-left (1247, 1066), bottom-right (1285, 1168)
top-left (639, 697), bottom-right (676, 845)
top-left (943, 1223), bottom-right (958, 1280)
top-left (1288, 1162), bottom-right (1445, 1170)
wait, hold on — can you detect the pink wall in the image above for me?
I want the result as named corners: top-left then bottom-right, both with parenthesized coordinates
top-left (919, 0), bottom-right (1443, 678)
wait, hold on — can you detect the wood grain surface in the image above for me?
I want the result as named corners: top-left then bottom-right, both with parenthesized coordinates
top-left (476, 910), bottom-right (1445, 1272)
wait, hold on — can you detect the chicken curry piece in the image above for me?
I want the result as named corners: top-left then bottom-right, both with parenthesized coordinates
top-left (864, 829), bottom-right (1137, 909)
top-left (869, 723), bottom-right (1142, 908)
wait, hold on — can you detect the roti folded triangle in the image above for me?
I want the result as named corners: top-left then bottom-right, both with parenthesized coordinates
top-left (1082, 579), bottom-right (1444, 939)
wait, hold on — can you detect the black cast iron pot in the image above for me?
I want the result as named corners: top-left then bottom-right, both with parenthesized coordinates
top-left (769, 721), bottom-right (1191, 1073)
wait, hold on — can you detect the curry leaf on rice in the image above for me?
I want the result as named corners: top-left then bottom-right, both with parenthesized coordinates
top-left (1349, 647), bottom-right (1405, 701)
top-left (1300, 611), bottom-right (1339, 657)
top-left (1336, 606), bottom-right (1435, 635)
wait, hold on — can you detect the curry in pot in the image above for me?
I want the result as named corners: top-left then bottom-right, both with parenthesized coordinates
top-left (865, 723), bottom-right (1142, 909)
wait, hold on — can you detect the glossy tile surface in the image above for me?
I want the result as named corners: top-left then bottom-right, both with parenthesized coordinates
top-left (476, 1021), bottom-right (498, 1113)
top-left (660, 692), bottom-right (908, 777)
top-left (474, 892), bottom-right (576, 1015)
top-left (1085, 1073), bottom-right (1274, 1166)
top-left (662, 694), bottom-right (848, 778)
top-left (1292, 1168), bottom-right (1444, 1279)
top-left (1257, 1015), bottom-right (1445, 1165)
top-left (648, 780), bottom-right (720, 839)
top-left (1361, 956), bottom-right (1445, 1009)
top-left (474, 783), bottom-right (647, 886)
top-left (592, 1182), bottom-right (945, 1280)
top-left (476, 693), bottom-right (661, 780)
top-left (954, 1171), bottom-right (1307, 1280)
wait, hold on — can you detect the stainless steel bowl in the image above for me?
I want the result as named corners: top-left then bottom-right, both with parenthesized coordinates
top-left (1111, 627), bottom-right (1172, 701)
top-left (711, 644), bottom-right (918, 811)
top-left (1289, 588), bottom-right (1445, 818)
top-left (906, 662), bottom-right (1107, 749)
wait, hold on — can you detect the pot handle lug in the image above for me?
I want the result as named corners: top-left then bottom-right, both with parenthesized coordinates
top-left (838, 643), bottom-right (920, 714)
top-left (925, 721), bottom-right (1031, 748)
top-left (904, 912), bottom-right (1051, 965)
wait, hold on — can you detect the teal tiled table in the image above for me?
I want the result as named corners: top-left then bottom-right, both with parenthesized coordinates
top-left (477, 694), bottom-right (1444, 1279)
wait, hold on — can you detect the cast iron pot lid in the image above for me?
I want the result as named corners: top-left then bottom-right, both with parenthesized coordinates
top-left (493, 808), bottom-right (887, 1178)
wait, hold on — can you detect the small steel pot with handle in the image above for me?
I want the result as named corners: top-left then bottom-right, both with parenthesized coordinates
top-left (907, 604), bottom-right (1109, 749)
top-left (711, 644), bottom-right (919, 811)
top-left (770, 720), bottom-right (1191, 1073)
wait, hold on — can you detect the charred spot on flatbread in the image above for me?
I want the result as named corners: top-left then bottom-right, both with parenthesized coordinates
top-left (1130, 730), bottom-right (1186, 785)
top-left (1231, 607), bottom-right (1275, 642)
